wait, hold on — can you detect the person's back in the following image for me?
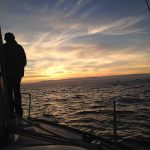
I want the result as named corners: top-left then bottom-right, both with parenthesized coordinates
top-left (3, 39), bottom-right (26, 78)
top-left (3, 32), bottom-right (27, 118)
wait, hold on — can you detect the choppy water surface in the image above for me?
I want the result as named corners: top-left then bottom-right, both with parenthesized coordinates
top-left (22, 78), bottom-right (150, 145)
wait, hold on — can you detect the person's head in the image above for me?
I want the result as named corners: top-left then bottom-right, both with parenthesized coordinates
top-left (4, 32), bottom-right (15, 42)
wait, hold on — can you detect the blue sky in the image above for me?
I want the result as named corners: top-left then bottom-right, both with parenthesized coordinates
top-left (0, 0), bottom-right (150, 82)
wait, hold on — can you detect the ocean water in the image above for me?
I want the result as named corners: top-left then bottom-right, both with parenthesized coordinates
top-left (22, 78), bottom-right (150, 144)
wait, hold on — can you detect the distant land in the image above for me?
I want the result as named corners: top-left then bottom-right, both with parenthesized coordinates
top-left (22, 74), bottom-right (150, 88)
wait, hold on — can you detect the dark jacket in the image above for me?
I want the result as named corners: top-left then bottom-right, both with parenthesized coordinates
top-left (3, 41), bottom-right (27, 78)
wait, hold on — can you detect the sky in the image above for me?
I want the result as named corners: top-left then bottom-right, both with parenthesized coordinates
top-left (0, 0), bottom-right (150, 83)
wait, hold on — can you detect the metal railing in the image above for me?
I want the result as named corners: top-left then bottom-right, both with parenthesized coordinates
top-left (22, 93), bottom-right (32, 118)
top-left (21, 92), bottom-right (118, 143)
top-left (113, 100), bottom-right (117, 143)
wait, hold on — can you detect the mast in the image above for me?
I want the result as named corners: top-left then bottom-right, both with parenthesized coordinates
top-left (0, 26), bottom-right (8, 106)
top-left (0, 26), bottom-right (9, 146)
top-left (0, 26), bottom-right (6, 102)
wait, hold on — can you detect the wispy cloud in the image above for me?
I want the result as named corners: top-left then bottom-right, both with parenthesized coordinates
top-left (85, 16), bottom-right (145, 36)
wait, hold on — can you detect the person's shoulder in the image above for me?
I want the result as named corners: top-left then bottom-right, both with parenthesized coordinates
top-left (16, 43), bottom-right (24, 50)
top-left (3, 43), bottom-right (8, 49)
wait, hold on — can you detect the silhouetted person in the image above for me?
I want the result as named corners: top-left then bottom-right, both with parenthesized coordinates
top-left (3, 32), bottom-right (27, 118)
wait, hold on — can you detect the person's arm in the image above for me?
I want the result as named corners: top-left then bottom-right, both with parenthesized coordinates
top-left (19, 45), bottom-right (27, 67)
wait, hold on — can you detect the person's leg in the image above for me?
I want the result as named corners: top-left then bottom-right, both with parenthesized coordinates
top-left (6, 79), bottom-right (15, 118)
top-left (13, 77), bottom-right (23, 117)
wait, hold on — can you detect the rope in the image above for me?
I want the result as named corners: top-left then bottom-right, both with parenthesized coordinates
top-left (145, 0), bottom-right (150, 12)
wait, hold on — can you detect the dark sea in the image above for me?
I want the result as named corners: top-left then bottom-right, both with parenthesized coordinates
top-left (22, 76), bottom-right (150, 148)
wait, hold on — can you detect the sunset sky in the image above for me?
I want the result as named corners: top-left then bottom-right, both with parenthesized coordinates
top-left (0, 0), bottom-right (150, 83)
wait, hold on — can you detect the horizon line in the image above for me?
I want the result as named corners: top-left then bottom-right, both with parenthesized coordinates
top-left (22, 73), bottom-right (150, 84)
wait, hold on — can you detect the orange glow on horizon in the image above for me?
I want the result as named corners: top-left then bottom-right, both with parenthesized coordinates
top-left (22, 68), bottom-right (150, 83)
